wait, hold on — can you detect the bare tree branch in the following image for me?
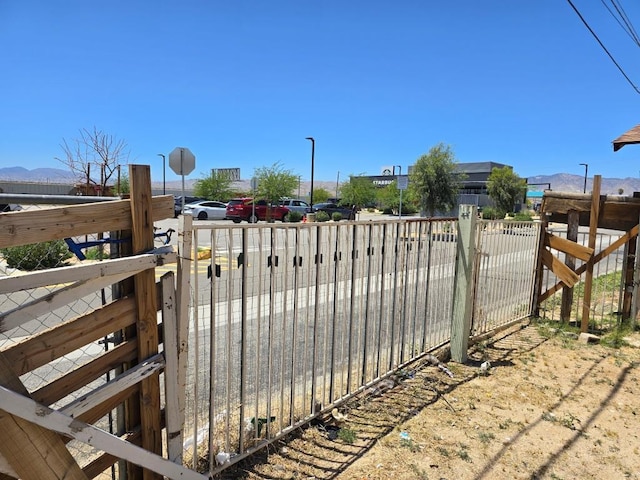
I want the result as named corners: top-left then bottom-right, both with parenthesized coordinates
top-left (55, 127), bottom-right (130, 194)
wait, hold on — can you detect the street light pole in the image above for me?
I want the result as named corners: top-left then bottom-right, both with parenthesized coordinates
top-left (579, 163), bottom-right (588, 193)
top-left (157, 153), bottom-right (166, 195)
top-left (396, 165), bottom-right (402, 218)
top-left (305, 137), bottom-right (315, 207)
top-left (336, 171), bottom-right (340, 200)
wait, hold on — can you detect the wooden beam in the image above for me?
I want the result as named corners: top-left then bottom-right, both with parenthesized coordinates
top-left (0, 270), bottom-right (132, 332)
top-left (541, 248), bottom-right (580, 288)
top-left (32, 340), bottom-right (137, 406)
top-left (0, 352), bottom-right (88, 480)
top-left (545, 231), bottom-right (593, 262)
top-left (2, 297), bottom-right (136, 376)
top-left (0, 386), bottom-right (206, 480)
top-left (176, 214), bottom-right (193, 454)
top-left (160, 272), bottom-right (185, 463)
top-left (561, 211), bottom-right (579, 322)
top-left (128, 164), bottom-right (163, 480)
top-left (61, 354), bottom-right (164, 419)
top-left (81, 430), bottom-right (140, 479)
top-left (0, 249), bottom-right (175, 294)
top-left (0, 196), bottom-right (173, 249)
top-left (581, 175), bottom-right (602, 332)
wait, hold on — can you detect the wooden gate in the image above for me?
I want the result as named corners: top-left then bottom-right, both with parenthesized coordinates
top-left (0, 165), bottom-right (204, 480)
top-left (536, 175), bottom-right (639, 331)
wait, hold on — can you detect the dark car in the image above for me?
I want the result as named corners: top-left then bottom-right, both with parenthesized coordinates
top-left (312, 202), bottom-right (356, 220)
top-left (174, 196), bottom-right (203, 217)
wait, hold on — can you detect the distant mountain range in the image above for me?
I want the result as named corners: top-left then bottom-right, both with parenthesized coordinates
top-left (1, 166), bottom-right (638, 196)
top-left (0, 166), bottom-right (78, 183)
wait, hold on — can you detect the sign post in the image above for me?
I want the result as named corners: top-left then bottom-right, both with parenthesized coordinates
top-left (169, 147), bottom-right (196, 215)
top-left (250, 177), bottom-right (258, 222)
top-left (396, 166), bottom-right (408, 218)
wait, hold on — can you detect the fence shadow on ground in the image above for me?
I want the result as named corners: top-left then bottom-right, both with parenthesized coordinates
top-left (219, 322), bottom-right (548, 479)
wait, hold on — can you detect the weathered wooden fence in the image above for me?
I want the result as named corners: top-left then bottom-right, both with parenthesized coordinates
top-left (0, 165), bottom-right (204, 479)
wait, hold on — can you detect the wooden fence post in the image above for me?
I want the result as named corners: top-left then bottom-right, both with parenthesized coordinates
top-left (581, 175), bottom-right (602, 332)
top-left (450, 204), bottom-right (477, 363)
top-left (129, 165), bottom-right (163, 480)
top-left (561, 210), bottom-right (579, 322)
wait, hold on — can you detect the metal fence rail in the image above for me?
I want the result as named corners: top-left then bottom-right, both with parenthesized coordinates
top-left (182, 217), bottom-right (543, 474)
top-left (472, 220), bottom-right (541, 335)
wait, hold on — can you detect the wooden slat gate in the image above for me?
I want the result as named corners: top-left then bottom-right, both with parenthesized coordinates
top-left (0, 165), bottom-right (205, 480)
top-left (536, 175), bottom-right (639, 331)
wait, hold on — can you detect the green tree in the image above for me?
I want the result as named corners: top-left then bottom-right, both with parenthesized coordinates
top-left (312, 187), bottom-right (331, 204)
top-left (409, 143), bottom-right (462, 217)
top-left (115, 172), bottom-right (129, 195)
top-left (377, 180), bottom-right (417, 214)
top-left (486, 166), bottom-right (527, 216)
top-left (377, 180), bottom-right (399, 211)
top-left (339, 175), bottom-right (377, 208)
top-left (193, 169), bottom-right (235, 201)
top-left (254, 162), bottom-right (298, 204)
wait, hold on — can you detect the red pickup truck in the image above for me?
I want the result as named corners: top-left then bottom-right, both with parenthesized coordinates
top-left (225, 198), bottom-right (290, 223)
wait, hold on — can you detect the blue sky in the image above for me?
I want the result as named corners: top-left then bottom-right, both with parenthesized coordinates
top-left (2, 0), bottom-right (640, 184)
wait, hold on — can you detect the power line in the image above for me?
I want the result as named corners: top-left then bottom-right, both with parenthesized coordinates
top-left (600, 0), bottom-right (640, 47)
top-left (567, 0), bottom-right (640, 94)
top-left (612, 0), bottom-right (640, 45)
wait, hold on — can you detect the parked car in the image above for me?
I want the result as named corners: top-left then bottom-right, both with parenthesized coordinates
top-left (312, 202), bottom-right (356, 220)
top-left (225, 198), bottom-right (290, 223)
top-left (174, 196), bottom-right (203, 217)
top-left (182, 200), bottom-right (228, 220)
top-left (278, 199), bottom-right (312, 215)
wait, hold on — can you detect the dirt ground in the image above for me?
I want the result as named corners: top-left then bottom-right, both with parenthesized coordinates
top-left (224, 321), bottom-right (640, 480)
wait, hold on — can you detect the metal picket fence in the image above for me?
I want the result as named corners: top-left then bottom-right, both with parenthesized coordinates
top-left (472, 220), bottom-right (541, 335)
top-left (182, 216), bottom-right (541, 474)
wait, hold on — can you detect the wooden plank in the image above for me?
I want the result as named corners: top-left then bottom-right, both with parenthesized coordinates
top-left (160, 272), bottom-right (184, 463)
top-left (32, 340), bottom-right (137, 406)
top-left (176, 214), bottom-right (192, 463)
top-left (0, 386), bottom-right (206, 480)
top-left (129, 164), bottom-right (163, 480)
top-left (0, 270), bottom-right (132, 333)
top-left (581, 176), bottom-right (601, 332)
top-left (75, 384), bottom-right (139, 427)
top-left (0, 352), bottom-right (88, 480)
top-left (0, 249), bottom-right (175, 294)
top-left (541, 248), bottom-right (580, 287)
top-left (1, 256), bottom-right (171, 334)
top-left (545, 231), bottom-right (593, 262)
top-left (61, 354), bottom-right (164, 419)
top-left (2, 297), bottom-right (137, 376)
top-left (0, 196), bottom-right (173, 249)
top-left (81, 430), bottom-right (139, 479)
